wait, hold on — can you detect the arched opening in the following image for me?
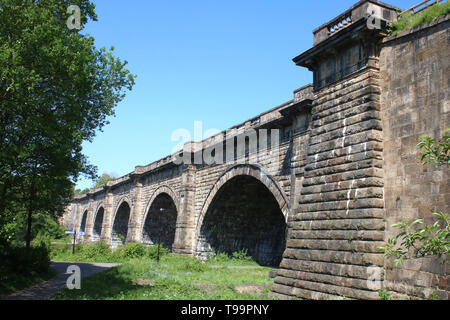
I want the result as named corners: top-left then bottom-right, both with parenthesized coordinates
top-left (79, 210), bottom-right (88, 233)
top-left (93, 207), bottom-right (104, 241)
top-left (112, 201), bottom-right (130, 246)
top-left (197, 175), bottom-right (287, 267)
top-left (142, 193), bottom-right (178, 250)
top-left (79, 210), bottom-right (88, 242)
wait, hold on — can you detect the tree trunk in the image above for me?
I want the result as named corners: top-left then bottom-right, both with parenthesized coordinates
top-left (0, 178), bottom-right (9, 217)
top-left (25, 203), bottom-right (33, 249)
top-left (25, 178), bottom-right (36, 249)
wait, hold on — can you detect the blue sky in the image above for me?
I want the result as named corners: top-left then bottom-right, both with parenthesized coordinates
top-left (75, 0), bottom-right (417, 190)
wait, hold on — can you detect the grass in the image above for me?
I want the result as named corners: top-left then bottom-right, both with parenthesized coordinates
top-left (47, 242), bottom-right (283, 300)
top-left (389, 2), bottom-right (450, 35)
top-left (50, 254), bottom-right (277, 300)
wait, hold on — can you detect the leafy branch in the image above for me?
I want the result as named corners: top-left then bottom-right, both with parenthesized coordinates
top-left (378, 213), bottom-right (449, 267)
top-left (379, 129), bottom-right (449, 267)
top-left (417, 128), bottom-right (450, 167)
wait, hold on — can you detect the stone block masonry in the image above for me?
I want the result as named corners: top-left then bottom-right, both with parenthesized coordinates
top-left (64, 1), bottom-right (449, 300)
top-left (379, 13), bottom-right (450, 300)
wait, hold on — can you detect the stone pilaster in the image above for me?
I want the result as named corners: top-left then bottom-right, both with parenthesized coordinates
top-left (272, 1), bottom-right (395, 300)
top-left (83, 193), bottom-right (95, 242)
top-left (128, 174), bottom-right (143, 243)
top-left (100, 187), bottom-right (114, 244)
top-left (172, 165), bottom-right (197, 255)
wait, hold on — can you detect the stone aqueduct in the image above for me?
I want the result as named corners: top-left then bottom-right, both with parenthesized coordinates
top-left (64, 0), bottom-right (450, 300)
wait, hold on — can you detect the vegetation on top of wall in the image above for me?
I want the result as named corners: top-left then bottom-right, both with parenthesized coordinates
top-left (389, 2), bottom-right (450, 35)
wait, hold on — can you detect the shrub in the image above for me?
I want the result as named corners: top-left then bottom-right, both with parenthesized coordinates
top-left (378, 212), bottom-right (449, 266)
top-left (79, 241), bottom-right (112, 260)
top-left (0, 244), bottom-right (53, 296)
top-left (378, 289), bottom-right (390, 300)
top-left (110, 246), bottom-right (125, 260)
top-left (0, 245), bottom-right (51, 278)
top-left (146, 244), bottom-right (170, 260)
top-left (122, 243), bottom-right (147, 259)
top-left (214, 252), bottom-right (231, 262)
top-left (49, 243), bottom-right (71, 259)
top-left (178, 258), bottom-right (209, 273)
top-left (231, 248), bottom-right (254, 262)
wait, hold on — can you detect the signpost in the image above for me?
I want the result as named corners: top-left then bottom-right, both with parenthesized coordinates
top-left (65, 231), bottom-right (85, 254)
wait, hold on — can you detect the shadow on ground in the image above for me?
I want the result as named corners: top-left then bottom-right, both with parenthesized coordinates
top-left (2, 262), bottom-right (120, 300)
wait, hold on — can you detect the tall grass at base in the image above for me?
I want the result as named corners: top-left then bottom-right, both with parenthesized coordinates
top-left (50, 241), bottom-right (170, 263)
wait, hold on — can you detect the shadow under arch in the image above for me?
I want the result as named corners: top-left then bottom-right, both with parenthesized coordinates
top-left (92, 205), bottom-right (105, 241)
top-left (140, 186), bottom-right (180, 250)
top-left (111, 198), bottom-right (132, 245)
top-left (195, 164), bottom-right (290, 267)
top-left (79, 210), bottom-right (88, 233)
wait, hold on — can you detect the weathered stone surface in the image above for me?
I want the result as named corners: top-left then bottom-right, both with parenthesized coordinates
top-left (283, 248), bottom-right (384, 266)
top-left (379, 13), bottom-right (450, 300)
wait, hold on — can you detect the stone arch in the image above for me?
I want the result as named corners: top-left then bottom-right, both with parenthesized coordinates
top-left (141, 185), bottom-right (180, 222)
top-left (196, 164), bottom-right (289, 233)
top-left (79, 210), bottom-right (88, 233)
top-left (111, 197), bottom-right (132, 245)
top-left (195, 164), bottom-right (290, 266)
top-left (140, 185), bottom-right (180, 249)
top-left (92, 203), bottom-right (105, 241)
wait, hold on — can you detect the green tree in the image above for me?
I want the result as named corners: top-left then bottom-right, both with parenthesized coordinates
top-left (93, 173), bottom-right (117, 189)
top-left (0, 0), bottom-right (136, 247)
top-left (74, 187), bottom-right (90, 196)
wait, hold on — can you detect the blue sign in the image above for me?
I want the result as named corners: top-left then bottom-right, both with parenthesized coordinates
top-left (65, 231), bottom-right (85, 235)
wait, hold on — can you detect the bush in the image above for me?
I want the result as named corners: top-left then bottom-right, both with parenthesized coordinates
top-left (50, 241), bottom-right (173, 263)
top-left (231, 248), bottom-right (254, 262)
top-left (122, 243), bottom-right (147, 259)
top-left (214, 252), bottom-right (231, 262)
top-left (49, 242), bottom-right (71, 259)
top-left (79, 241), bottom-right (112, 260)
top-left (378, 289), bottom-right (390, 300)
top-left (0, 244), bottom-right (54, 296)
top-left (146, 244), bottom-right (170, 260)
top-left (178, 258), bottom-right (209, 273)
top-left (0, 244), bottom-right (51, 280)
top-left (378, 212), bottom-right (449, 266)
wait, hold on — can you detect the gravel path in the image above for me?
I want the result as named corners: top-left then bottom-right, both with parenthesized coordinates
top-left (2, 261), bottom-right (121, 300)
